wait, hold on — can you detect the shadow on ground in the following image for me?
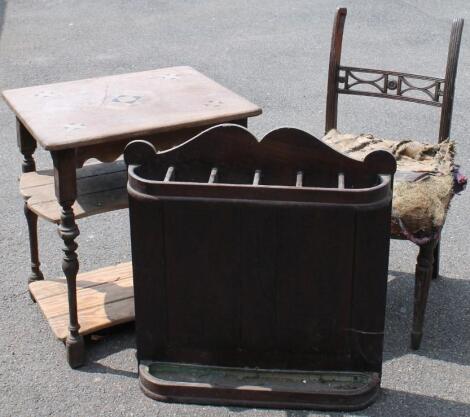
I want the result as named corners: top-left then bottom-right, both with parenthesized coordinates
top-left (384, 271), bottom-right (470, 367)
top-left (277, 388), bottom-right (470, 416)
top-left (79, 321), bottom-right (137, 379)
top-left (74, 270), bottom-right (469, 416)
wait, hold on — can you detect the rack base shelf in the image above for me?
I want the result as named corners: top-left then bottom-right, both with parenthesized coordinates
top-left (29, 262), bottom-right (134, 340)
top-left (139, 362), bottom-right (380, 411)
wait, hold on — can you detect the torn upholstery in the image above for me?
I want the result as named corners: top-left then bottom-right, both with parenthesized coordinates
top-left (323, 129), bottom-right (466, 244)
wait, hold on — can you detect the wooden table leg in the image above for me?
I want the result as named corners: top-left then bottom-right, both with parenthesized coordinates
top-left (17, 120), bottom-right (44, 294)
top-left (52, 149), bottom-right (85, 368)
top-left (411, 239), bottom-right (437, 350)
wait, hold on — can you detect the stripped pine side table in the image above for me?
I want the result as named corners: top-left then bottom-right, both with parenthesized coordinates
top-left (2, 66), bottom-right (261, 367)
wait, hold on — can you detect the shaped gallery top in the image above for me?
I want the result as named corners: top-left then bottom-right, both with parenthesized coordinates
top-left (3, 66), bottom-right (262, 151)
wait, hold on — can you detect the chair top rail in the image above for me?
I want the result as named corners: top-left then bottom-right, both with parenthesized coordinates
top-left (325, 7), bottom-right (464, 140)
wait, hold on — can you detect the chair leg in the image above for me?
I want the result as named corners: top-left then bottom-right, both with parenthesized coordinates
top-left (411, 240), bottom-right (437, 350)
top-left (432, 242), bottom-right (440, 280)
top-left (24, 203), bottom-right (44, 300)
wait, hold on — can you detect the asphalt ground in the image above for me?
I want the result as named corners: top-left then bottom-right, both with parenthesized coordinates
top-left (0, 1), bottom-right (469, 416)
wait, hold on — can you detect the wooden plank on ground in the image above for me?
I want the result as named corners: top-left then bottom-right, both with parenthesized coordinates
top-left (29, 262), bottom-right (135, 340)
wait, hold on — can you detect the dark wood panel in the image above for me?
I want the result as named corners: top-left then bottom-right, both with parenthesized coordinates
top-left (275, 205), bottom-right (355, 366)
top-left (350, 204), bottom-right (392, 373)
top-left (129, 197), bottom-right (167, 361)
top-left (162, 200), bottom-right (241, 355)
top-left (238, 204), bottom-right (278, 353)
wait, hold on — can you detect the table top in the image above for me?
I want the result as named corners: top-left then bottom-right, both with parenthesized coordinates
top-left (3, 66), bottom-right (261, 151)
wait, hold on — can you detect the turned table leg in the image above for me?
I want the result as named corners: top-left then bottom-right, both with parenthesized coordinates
top-left (52, 149), bottom-right (85, 368)
top-left (411, 239), bottom-right (437, 350)
top-left (17, 120), bottom-right (44, 291)
top-left (24, 205), bottom-right (44, 284)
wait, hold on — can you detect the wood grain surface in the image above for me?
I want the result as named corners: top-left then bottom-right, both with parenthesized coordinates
top-left (20, 160), bottom-right (127, 223)
top-left (3, 66), bottom-right (261, 150)
top-left (29, 262), bottom-right (134, 340)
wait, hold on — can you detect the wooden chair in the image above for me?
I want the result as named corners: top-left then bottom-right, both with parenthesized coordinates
top-left (324, 7), bottom-right (464, 349)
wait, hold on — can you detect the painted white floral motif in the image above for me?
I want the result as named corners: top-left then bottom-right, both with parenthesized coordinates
top-left (112, 95), bottom-right (142, 104)
top-left (34, 91), bottom-right (57, 98)
top-left (159, 73), bottom-right (180, 80)
top-left (64, 123), bottom-right (85, 132)
top-left (204, 99), bottom-right (224, 108)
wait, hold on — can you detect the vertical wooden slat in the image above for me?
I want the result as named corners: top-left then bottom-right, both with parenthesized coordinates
top-left (164, 166), bottom-right (175, 182)
top-left (130, 197), bottom-right (167, 361)
top-left (338, 172), bottom-right (345, 189)
top-left (296, 171), bottom-right (303, 187)
top-left (253, 169), bottom-right (261, 185)
top-left (439, 18), bottom-right (464, 142)
top-left (208, 167), bottom-right (218, 183)
top-left (163, 200), bottom-right (240, 360)
top-left (350, 204), bottom-right (391, 373)
top-left (325, 7), bottom-right (347, 133)
top-left (239, 203), bottom-right (278, 358)
top-left (276, 204), bottom-right (355, 369)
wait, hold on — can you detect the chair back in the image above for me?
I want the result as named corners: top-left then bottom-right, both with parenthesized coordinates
top-left (325, 8), bottom-right (464, 142)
